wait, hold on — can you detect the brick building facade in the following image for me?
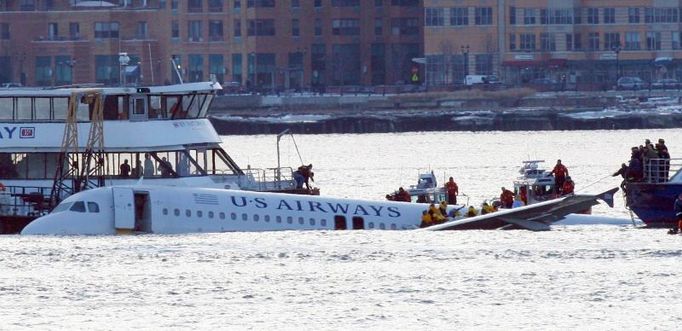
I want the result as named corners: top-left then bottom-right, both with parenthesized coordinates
top-left (0, 0), bottom-right (422, 90)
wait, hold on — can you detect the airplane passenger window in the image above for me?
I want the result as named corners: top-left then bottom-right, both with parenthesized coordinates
top-left (208, 211), bottom-right (214, 219)
top-left (197, 210), bottom-right (203, 218)
top-left (70, 201), bottom-right (86, 213)
top-left (298, 217), bottom-right (304, 225)
top-left (253, 214), bottom-right (259, 222)
top-left (379, 223), bottom-right (386, 230)
top-left (287, 216), bottom-right (293, 224)
top-left (163, 208), bottom-right (168, 215)
top-left (231, 213), bottom-right (237, 220)
top-left (368, 222), bottom-right (374, 229)
top-left (391, 224), bottom-right (397, 230)
top-left (185, 209), bottom-right (191, 217)
top-left (87, 202), bottom-right (100, 213)
top-left (241, 213), bottom-right (247, 221)
top-left (309, 218), bottom-right (315, 226)
top-left (264, 215), bottom-right (270, 223)
top-left (276, 216), bottom-right (282, 223)
top-left (321, 219), bottom-right (327, 227)
top-left (219, 212), bottom-right (225, 219)
top-left (174, 208), bottom-right (180, 216)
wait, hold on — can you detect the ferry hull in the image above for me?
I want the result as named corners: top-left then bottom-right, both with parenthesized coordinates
top-left (626, 182), bottom-right (682, 227)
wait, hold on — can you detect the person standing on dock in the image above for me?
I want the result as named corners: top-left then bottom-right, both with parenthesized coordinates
top-left (445, 177), bottom-right (459, 205)
top-left (550, 159), bottom-right (569, 194)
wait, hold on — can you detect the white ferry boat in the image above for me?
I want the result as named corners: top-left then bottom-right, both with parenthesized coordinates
top-left (0, 82), bottom-right (307, 233)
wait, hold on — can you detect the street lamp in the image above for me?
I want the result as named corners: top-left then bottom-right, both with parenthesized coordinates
top-left (612, 44), bottom-right (621, 82)
top-left (460, 44), bottom-right (470, 80)
top-left (119, 52), bottom-right (130, 86)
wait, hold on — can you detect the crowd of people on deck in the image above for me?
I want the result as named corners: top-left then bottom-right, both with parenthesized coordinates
top-left (612, 138), bottom-right (671, 192)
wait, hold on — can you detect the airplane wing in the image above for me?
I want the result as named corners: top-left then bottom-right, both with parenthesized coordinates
top-left (422, 187), bottom-right (619, 231)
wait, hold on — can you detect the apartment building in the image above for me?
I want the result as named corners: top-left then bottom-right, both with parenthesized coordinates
top-left (0, 0), bottom-right (422, 90)
top-left (424, 0), bottom-right (682, 89)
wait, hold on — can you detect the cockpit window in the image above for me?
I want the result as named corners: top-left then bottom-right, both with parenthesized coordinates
top-left (87, 202), bottom-right (100, 213)
top-left (70, 201), bottom-right (86, 213)
top-left (52, 202), bottom-right (73, 213)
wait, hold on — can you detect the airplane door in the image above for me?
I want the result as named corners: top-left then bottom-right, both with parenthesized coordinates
top-left (113, 187), bottom-right (136, 231)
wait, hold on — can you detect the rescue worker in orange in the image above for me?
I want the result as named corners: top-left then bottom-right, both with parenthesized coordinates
top-left (550, 159), bottom-right (569, 194)
top-left (519, 186), bottom-right (528, 205)
top-left (444, 177), bottom-right (459, 205)
top-left (562, 176), bottom-right (575, 195)
top-left (500, 187), bottom-right (515, 208)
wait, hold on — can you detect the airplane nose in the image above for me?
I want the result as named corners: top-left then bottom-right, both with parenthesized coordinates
top-left (20, 215), bottom-right (59, 235)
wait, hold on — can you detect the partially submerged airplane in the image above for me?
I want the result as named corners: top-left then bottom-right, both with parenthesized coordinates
top-left (20, 185), bottom-right (618, 235)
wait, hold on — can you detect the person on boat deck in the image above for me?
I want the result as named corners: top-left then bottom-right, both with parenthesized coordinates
top-left (396, 187), bottom-right (411, 202)
top-left (428, 203), bottom-right (445, 224)
top-left (439, 200), bottom-right (448, 218)
top-left (143, 153), bottom-right (155, 177)
top-left (444, 177), bottom-right (459, 205)
top-left (511, 196), bottom-right (524, 208)
top-left (519, 186), bottom-right (528, 205)
top-left (500, 187), bottom-right (514, 208)
top-left (562, 176), bottom-right (575, 195)
top-left (293, 168), bottom-right (305, 189)
top-left (131, 159), bottom-right (143, 178)
top-left (643, 143), bottom-right (659, 180)
top-left (673, 194), bottom-right (682, 234)
top-left (420, 210), bottom-right (433, 228)
top-left (466, 205), bottom-right (478, 217)
top-left (120, 159), bottom-right (131, 177)
top-left (657, 143), bottom-right (671, 182)
top-left (550, 159), bottom-right (569, 194)
top-left (295, 164), bottom-right (314, 189)
top-left (612, 163), bottom-right (629, 193)
top-left (627, 153), bottom-right (643, 182)
top-left (159, 157), bottom-right (173, 177)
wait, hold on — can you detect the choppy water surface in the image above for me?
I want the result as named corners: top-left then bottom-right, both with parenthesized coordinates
top-left (2, 129), bottom-right (682, 329)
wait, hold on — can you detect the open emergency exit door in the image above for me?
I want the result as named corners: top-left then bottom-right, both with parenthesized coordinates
top-left (113, 187), bottom-right (135, 233)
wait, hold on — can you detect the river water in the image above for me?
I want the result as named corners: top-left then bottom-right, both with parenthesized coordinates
top-left (2, 129), bottom-right (682, 329)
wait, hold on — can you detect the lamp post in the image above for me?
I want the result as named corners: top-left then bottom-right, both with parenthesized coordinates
top-left (118, 52), bottom-right (130, 86)
top-left (249, 52), bottom-right (256, 92)
top-left (460, 44), bottom-right (470, 81)
top-left (612, 44), bottom-right (621, 83)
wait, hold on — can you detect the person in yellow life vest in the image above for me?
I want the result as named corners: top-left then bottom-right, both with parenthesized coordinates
top-left (439, 200), bottom-right (448, 218)
top-left (420, 210), bottom-right (433, 228)
top-left (466, 205), bottom-right (478, 217)
top-left (481, 202), bottom-right (495, 215)
top-left (429, 203), bottom-right (445, 224)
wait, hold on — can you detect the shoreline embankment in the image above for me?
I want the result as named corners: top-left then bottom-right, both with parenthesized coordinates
top-left (208, 88), bottom-right (682, 135)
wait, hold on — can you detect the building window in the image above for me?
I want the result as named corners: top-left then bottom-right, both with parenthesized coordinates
top-left (673, 32), bottom-right (681, 50)
top-left (135, 21), bottom-right (148, 39)
top-left (588, 32), bottom-right (600, 50)
top-left (171, 0), bottom-right (178, 10)
top-left (509, 6), bottom-right (516, 25)
top-left (374, 18), bottom-right (383, 35)
top-left (188, 20), bottom-right (202, 41)
top-left (208, 0), bottom-right (223, 11)
top-left (69, 22), bottom-right (80, 40)
top-left (209, 20), bottom-right (223, 41)
top-left (574, 33), bottom-right (582, 50)
top-left (625, 32), bottom-right (640, 50)
top-left (314, 0), bottom-right (321, 8)
top-left (171, 21), bottom-right (179, 39)
top-left (520, 33), bottom-right (535, 50)
top-left (291, 19), bottom-right (300, 37)
top-left (332, 19), bottom-right (360, 36)
top-left (475, 7), bottom-right (492, 25)
top-left (371, 43), bottom-right (385, 85)
top-left (425, 8), bottom-right (444, 27)
top-left (188, 0), bottom-right (202, 12)
top-left (247, 0), bottom-right (275, 8)
top-left (94, 22), bottom-right (119, 39)
top-left (209, 54), bottom-right (224, 83)
top-left (509, 34), bottom-right (516, 51)
top-left (604, 32), bottom-right (620, 50)
top-left (232, 53), bottom-right (242, 83)
top-left (603, 8), bottom-right (615, 24)
top-left (523, 8), bottom-right (535, 25)
top-left (628, 7), bottom-right (640, 23)
top-left (188, 54), bottom-right (203, 82)
top-left (233, 19), bottom-right (241, 37)
top-left (475, 54), bottom-right (492, 75)
top-left (35, 56), bottom-right (51, 86)
top-left (391, 0), bottom-right (419, 6)
top-left (247, 19), bottom-right (276, 36)
top-left (332, 0), bottom-right (359, 6)
top-left (647, 32), bottom-right (661, 50)
top-left (314, 18), bottom-right (322, 36)
top-left (450, 7), bottom-right (468, 26)
top-left (291, 0), bottom-right (299, 8)
top-left (574, 8), bottom-right (582, 24)
top-left (540, 33), bottom-right (555, 51)
top-left (645, 8), bottom-right (679, 23)
top-left (47, 22), bottom-right (58, 40)
top-left (565, 33), bottom-right (573, 51)
top-left (390, 17), bottom-right (419, 36)
top-left (95, 55), bottom-right (119, 85)
top-left (234, 0), bottom-right (240, 9)
top-left (587, 8), bottom-right (599, 24)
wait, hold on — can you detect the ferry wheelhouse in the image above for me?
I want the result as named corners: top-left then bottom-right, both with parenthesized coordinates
top-left (0, 82), bottom-right (303, 233)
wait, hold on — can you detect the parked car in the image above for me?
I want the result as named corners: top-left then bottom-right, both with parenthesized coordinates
top-left (651, 78), bottom-right (680, 89)
top-left (616, 77), bottom-right (645, 90)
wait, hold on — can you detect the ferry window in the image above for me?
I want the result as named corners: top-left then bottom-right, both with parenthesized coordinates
top-left (197, 210), bottom-right (203, 218)
top-left (166, 96), bottom-right (182, 118)
top-left (132, 97), bottom-right (146, 115)
top-left (208, 211), bottom-right (214, 219)
top-left (287, 216), bottom-right (293, 224)
top-left (53, 97), bottom-right (68, 120)
top-left (35, 98), bottom-right (51, 120)
top-left (0, 98), bottom-right (11, 120)
top-left (183, 94), bottom-right (201, 118)
top-left (264, 215), bottom-right (270, 222)
top-left (298, 217), bottom-right (304, 225)
top-left (379, 223), bottom-right (386, 230)
top-left (174, 208), bottom-right (180, 216)
top-left (75, 97), bottom-right (91, 121)
top-left (149, 96), bottom-right (161, 119)
top-left (219, 212), bottom-right (225, 219)
top-left (87, 202), bottom-right (100, 213)
top-left (70, 201), bottom-right (86, 213)
top-left (231, 212), bottom-right (237, 220)
top-left (368, 222), bottom-right (374, 229)
top-left (321, 219), bottom-right (327, 227)
top-left (253, 214), bottom-right (259, 222)
top-left (17, 98), bottom-right (31, 120)
top-left (185, 209), bottom-right (191, 217)
top-left (198, 94), bottom-right (213, 117)
top-left (163, 208), bottom-right (168, 215)
top-left (276, 216), bottom-right (282, 223)
top-left (309, 218), bottom-right (315, 226)
top-left (241, 213), bottom-right (247, 221)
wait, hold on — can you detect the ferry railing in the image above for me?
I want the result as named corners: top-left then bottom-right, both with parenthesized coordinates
top-left (240, 167), bottom-right (296, 191)
top-left (0, 185), bottom-right (52, 217)
top-left (643, 158), bottom-right (682, 183)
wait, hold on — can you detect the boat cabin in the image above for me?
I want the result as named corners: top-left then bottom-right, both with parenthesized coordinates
top-left (512, 160), bottom-right (558, 204)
